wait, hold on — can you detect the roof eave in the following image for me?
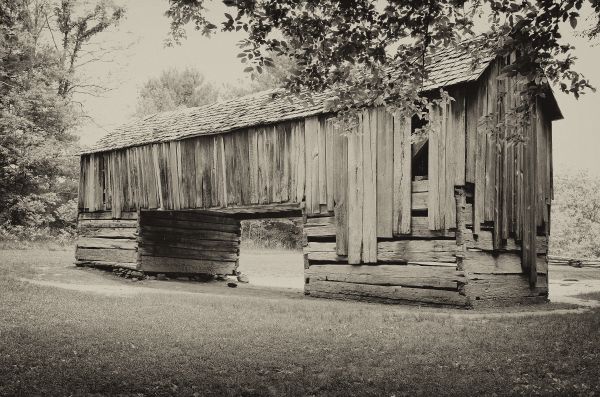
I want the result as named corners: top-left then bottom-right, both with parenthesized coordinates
top-left (544, 88), bottom-right (564, 121)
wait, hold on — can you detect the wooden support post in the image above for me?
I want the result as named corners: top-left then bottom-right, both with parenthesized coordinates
top-left (136, 208), bottom-right (142, 270)
top-left (454, 187), bottom-right (467, 272)
top-left (454, 186), bottom-right (469, 302)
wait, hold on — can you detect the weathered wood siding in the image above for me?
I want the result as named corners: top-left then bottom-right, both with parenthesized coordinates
top-left (464, 59), bottom-right (553, 286)
top-left (79, 107), bottom-right (417, 264)
top-left (79, 121), bottom-right (307, 217)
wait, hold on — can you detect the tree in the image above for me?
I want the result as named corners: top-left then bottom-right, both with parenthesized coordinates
top-left (0, 0), bottom-right (123, 239)
top-left (52, 0), bottom-right (125, 99)
top-left (135, 67), bottom-right (221, 117)
top-left (135, 55), bottom-right (294, 115)
top-left (219, 52), bottom-right (296, 99)
top-left (165, 0), bottom-right (598, 129)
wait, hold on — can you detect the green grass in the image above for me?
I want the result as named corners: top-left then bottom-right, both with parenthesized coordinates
top-left (1, 249), bottom-right (600, 396)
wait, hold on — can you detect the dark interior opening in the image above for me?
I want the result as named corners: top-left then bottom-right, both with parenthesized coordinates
top-left (411, 115), bottom-right (429, 182)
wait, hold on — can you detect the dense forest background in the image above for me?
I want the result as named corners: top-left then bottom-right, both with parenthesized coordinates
top-left (1, 0), bottom-right (599, 258)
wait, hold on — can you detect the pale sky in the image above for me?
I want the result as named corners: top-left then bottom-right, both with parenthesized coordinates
top-left (76, 0), bottom-right (600, 176)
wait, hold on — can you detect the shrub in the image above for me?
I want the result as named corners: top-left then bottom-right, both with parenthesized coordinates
top-left (550, 170), bottom-right (600, 258)
top-left (241, 218), bottom-right (303, 250)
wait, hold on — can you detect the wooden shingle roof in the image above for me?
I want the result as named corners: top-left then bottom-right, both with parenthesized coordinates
top-left (83, 46), bottom-right (494, 154)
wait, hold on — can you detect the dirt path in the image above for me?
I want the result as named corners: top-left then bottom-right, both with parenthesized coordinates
top-left (9, 248), bottom-right (600, 316)
top-left (549, 278), bottom-right (600, 307)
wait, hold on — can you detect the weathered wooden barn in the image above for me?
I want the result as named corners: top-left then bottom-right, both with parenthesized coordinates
top-left (76, 46), bottom-right (561, 307)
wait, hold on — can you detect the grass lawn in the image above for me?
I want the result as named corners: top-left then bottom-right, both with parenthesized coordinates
top-left (1, 249), bottom-right (600, 396)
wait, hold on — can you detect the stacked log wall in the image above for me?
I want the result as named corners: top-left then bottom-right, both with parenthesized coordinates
top-left (303, 176), bottom-right (470, 306)
top-left (75, 211), bottom-right (139, 270)
top-left (138, 210), bottom-right (240, 275)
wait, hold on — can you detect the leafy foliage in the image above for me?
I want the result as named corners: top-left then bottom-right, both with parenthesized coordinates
top-left (550, 170), bottom-right (600, 258)
top-left (0, 0), bottom-right (123, 240)
top-left (219, 52), bottom-right (296, 99)
top-left (135, 67), bottom-right (222, 116)
top-left (241, 218), bottom-right (303, 250)
top-left (166, 0), bottom-right (598, 129)
top-left (135, 54), bottom-right (294, 115)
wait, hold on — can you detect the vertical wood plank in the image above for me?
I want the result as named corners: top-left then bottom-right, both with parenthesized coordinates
top-left (506, 76), bottom-right (515, 236)
top-left (257, 128), bottom-right (268, 204)
top-left (439, 100), bottom-right (449, 229)
top-left (281, 124), bottom-right (290, 202)
top-left (210, 137), bottom-right (219, 207)
top-left (151, 144), bottom-right (163, 209)
top-left (265, 127), bottom-right (274, 203)
top-left (87, 154), bottom-right (95, 210)
top-left (497, 71), bottom-right (507, 245)
top-left (103, 153), bottom-right (110, 210)
top-left (428, 104), bottom-right (440, 230)
top-left (201, 136), bottom-right (213, 208)
top-left (174, 143), bottom-right (184, 209)
top-left (453, 89), bottom-right (466, 187)
top-left (142, 146), bottom-right (152, 209)
top-left (376, 108), bottom-right (394, 238)
top-left (528, 102), bottom-right (539, 286)
top-left (347, 122), bottom-right (363, 264)
top-left (288, 125), bottom-right (297, 204)
top-left (362, 109), bottom-right (378, 263)
top-left (125, 149), bottom-right (134, 211)
top-left (248, 128), bottom-right (259, 204)
top-left (473, 76), bottom-right (488, 235)
top-left (318, 118), bottom-right (327, 206)
top-left (272, 126), bottom-right (281, 203)
top-left (185, 140), bottom-right (197, 209)
top-left (179, 142), bottom-right (188, 209)
top-left (193, 139), bottom-right (204, 208)
top-left (223, 134), bottom-right (237, 206)
top-left (305, 117), bottom-right (320, 214)
top-left (119, 151), bottom-right (129, 213)
top-left (443, 98), bottom-right (456, 229)
top-left (136, 147), bottom-right (146, 209)
top-left (78, 156), bottom-right (86, 210)
top-left (393, 113), bottom-right (412, 235)
top-left (295, 122), bottom-right (306, 204)
top-left (536, 100), bottom-right (546, 229)
top-left (113, 152), bottom-right (123, 218)
top-left (304, 119), bottom-right (314, 210)
top-left (219, 135), bottom-right (228, 207)
top-left (238, 130), bottom-right (251, 205)
top-left (484, 62), bottom-right (498, 222)
top-left (333, 124), bottom-right (348, 256)
top-left (465, 87), bottom-right (478, 184)
top-left (325, 119), bottom-right (335, 212)
top-left (169, 141), bottom-right (181, 210)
